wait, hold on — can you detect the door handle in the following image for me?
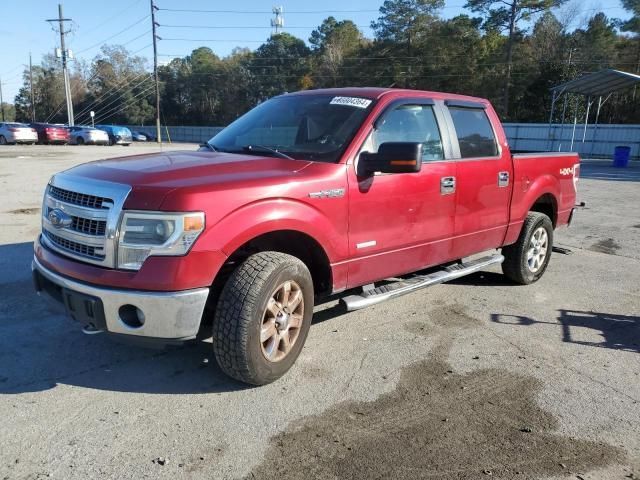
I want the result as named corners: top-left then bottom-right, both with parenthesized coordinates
top-left (441, 176), bottom-right (456, 194)
top-left (498, 171), bottom-right (509, 187)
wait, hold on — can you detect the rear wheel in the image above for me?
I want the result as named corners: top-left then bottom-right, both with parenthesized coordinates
top-left (502, 212), bottom-right (553, 285)
top-left (76, 136), bottom-right (85, 145)
top-left (212, 251), bottom-right (314, 385)
top-left (0, 135), bottom-right (6, 145)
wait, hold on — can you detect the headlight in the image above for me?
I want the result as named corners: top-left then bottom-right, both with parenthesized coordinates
top-left (117, 211), bottom-right (205, 270)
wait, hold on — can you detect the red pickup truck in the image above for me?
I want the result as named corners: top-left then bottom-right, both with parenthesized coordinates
top-left (33, 88), bottom-right (580, 385)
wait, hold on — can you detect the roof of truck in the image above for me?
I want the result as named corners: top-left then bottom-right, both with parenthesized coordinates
top-left (286, 87), bottom-right (490, 104)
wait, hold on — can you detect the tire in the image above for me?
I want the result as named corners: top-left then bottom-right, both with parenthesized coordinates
top-left (0, 135), bottom-right (6, 145)
top-left (76, 136), bottom-right (85, 145)
top-left (212, 251), bottom-right (314, 385)
top-left (109, 137), bottom-right (115, 146)
top-left (502, 212), bottom-right (553, 285)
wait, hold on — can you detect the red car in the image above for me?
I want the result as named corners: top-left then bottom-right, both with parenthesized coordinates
top-left (33, 88), bottom-right (580, 385)
top-left (30, 123), bottom-right (70, 145)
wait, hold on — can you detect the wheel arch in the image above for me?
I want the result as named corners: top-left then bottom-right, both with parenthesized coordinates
top-left (529, 192), bottom-right (558, 227)
top-left (211, 229), bottom-right (333, 300)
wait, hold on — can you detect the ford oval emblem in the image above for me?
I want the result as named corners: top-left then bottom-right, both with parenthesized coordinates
top-left (48, 208), bottom-right (72, 229)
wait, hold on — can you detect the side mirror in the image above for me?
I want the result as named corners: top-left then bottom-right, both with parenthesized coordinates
top-left (357, 142), bottom-right (423, 176)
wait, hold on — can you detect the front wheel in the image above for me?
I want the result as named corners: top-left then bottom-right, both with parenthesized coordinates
top-left (212, 251), bottom-right (314, 385)
top-left (502, 212), bottom-right (553, 285)
top-left (0, 135), bottom-right (7, 145)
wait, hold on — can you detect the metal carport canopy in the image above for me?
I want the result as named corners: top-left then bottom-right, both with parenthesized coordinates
top-left (551, 69), bottom-right (640, 96)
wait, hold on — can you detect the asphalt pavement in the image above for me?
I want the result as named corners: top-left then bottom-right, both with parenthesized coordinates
top-left (0, 144), bottom-right (638, 479)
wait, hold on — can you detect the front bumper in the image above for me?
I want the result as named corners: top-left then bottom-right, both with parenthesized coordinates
top-left (32, 256), bottom-right (209, 340)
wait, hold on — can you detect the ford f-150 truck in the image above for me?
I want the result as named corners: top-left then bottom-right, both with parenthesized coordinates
top-left (32, 88), bottom-right (580, 385)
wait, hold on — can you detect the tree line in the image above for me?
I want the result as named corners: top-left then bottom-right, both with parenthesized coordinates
top-left (11, 0), bottom-right (640, 126)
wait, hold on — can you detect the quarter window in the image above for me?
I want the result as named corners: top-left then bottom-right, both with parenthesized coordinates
top-left (366, 104), bottom-right (444, 161)
top-left (448, 107), bottom-right (498, 158)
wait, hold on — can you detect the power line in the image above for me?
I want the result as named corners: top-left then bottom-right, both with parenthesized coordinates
top-left (159, 24), bottom-right (372, 29)
top-left (74, 70), bottom-right (150, 119)
top-left (76, 74), bottom-right (153, 124)
top-left (157, 8), bottom-right (383, 14)
top-left (91, 83), bottom-right (156, 125)
top-left (74, 15), bottom-right (150, 55)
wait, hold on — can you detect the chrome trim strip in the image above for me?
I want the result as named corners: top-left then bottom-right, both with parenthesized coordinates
top-left (42, 220), bottom-right (107, 246)
top-left (44, 196), bottom-right (110, 219)
top-left (33, 255), bottom-right (209, 339)
top-left (341, 254), bottom-right (504, 311)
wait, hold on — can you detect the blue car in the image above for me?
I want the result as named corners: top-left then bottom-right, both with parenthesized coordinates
top-left (95, 125), bottom-right (133, 146)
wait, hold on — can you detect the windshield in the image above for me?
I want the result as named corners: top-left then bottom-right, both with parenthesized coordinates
top-left (208, 94), bottom-right (375, 163)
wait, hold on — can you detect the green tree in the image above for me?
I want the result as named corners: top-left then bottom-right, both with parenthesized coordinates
top-left (465, 0), bottom-right (568, 119)
top-left (309, 17), bottom-right (365, 87)
top-left (249, 33), bottom-right (310, 100)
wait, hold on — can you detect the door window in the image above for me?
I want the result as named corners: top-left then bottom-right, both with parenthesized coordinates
top-left (448, 107), bottom-right (498, 158)
top-left (365, 104), bottom-right (444, 161)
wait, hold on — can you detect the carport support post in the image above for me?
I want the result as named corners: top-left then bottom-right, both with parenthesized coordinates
top-left (581, 96), bottom-right (592, 156)
top-left (589, 95), bottom-right (603, 158)
top-left (547, 90), bottom-right (557, 151)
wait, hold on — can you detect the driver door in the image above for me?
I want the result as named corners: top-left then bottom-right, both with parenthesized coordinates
top-left (346, 99), bottom-right (458, 288)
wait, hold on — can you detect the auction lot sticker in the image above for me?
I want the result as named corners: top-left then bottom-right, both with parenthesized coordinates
top-left (330, 96), bottom-right (373, 109)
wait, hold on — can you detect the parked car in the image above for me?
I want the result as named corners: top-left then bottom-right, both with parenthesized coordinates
top-left (33, 88), bottom-right (580, 386)
top-left (131, 131), bottom-right (147, 142)
top-left (0, 122), bottom-right (38, 145)
top-left (67, 126), bottom-right (110, 145)
top-left (30, 123), bottom-right (70, 145)
top-left (95, 125), bottom-right (133, 145)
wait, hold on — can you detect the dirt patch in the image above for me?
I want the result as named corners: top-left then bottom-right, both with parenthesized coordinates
top-left (249, 316), bottom-right (624, 479)
top-left (7, 207), bottom-right (40, 215)
top-left (588, 238), bottom-right (621, 255)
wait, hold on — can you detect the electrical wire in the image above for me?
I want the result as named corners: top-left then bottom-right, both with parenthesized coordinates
top-left (75, 73), bottom-right (153, 123)
top-left (74, 15), bottom-right (150, 55)
top-left (91, 83), bottom-right (156, 125)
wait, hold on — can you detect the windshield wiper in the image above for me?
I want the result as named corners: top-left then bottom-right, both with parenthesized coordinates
top-left (199, 142), bottom-right (218, 152)
top-left (241, 144), bottom-right (294, 160)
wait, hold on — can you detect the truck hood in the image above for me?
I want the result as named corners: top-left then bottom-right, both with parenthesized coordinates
top-left (64, 150), bottom-right (313, 209)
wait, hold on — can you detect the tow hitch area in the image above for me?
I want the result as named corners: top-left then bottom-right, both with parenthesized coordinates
top-left (341, 254), bottom-right (504, 311)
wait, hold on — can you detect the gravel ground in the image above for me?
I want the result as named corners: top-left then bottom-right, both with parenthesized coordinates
top-left (0, 144), bottom-right (638, 480)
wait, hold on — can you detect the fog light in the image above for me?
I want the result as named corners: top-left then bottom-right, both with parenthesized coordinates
top-left (118, 304), bottom-right (145, 328)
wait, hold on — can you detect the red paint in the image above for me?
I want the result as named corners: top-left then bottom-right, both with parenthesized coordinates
top-left (37, 88), bottom-right (579, 294)
top-left (30, 123), bottom-right (70, 144)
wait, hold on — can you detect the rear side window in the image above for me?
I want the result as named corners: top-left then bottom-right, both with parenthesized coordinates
top-left (448, 107), bottom-right (498, 158)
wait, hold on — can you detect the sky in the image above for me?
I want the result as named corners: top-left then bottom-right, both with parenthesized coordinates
top-left (0, 0), bottom-right (633, 102)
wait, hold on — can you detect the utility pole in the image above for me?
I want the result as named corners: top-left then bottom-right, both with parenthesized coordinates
top-left (150, 0), bottom-right (161, 143)
top-left (29, 53), bottom-right (35, 122)
top-left (0, 77), bottom-right (5, 122)
top-left (46, 4), bottom-right (74, 126)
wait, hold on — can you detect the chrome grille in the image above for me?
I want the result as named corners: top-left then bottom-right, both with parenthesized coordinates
top-left (49, 185), bottom-right (110, 209)
top-left (71, 214), bottom-right (106, 236)
top-left (44, 230), bottom-right (104, 260)
top-left (41, 174), bottom-right (131, 268)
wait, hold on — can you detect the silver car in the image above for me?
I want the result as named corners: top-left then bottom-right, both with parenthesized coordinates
top-left (67, 126), bottom-right (110, 145)
top-left (0, 122), bottom-right (38, 145)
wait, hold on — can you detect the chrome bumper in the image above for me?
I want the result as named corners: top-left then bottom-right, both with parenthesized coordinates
top-left (32, 256), bottom-right (209, 340)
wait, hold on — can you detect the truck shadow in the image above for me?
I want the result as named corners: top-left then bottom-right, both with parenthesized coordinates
top-left (491, 310), bottom-right (640, 353)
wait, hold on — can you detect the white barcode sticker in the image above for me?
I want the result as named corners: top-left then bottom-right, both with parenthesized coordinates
top-left (329, 96), bottom-right (372, 109)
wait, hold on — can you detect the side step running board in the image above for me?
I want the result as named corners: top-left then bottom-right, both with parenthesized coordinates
top-left (341, 254), bottom-right (504, 311)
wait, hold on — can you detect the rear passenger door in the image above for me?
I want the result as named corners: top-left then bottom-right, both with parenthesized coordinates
top-left (443, 101), bottom-right (512, 258)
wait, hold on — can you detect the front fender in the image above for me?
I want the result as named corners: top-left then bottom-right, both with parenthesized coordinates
top-left (194, 198), bottom-right (348, 264)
